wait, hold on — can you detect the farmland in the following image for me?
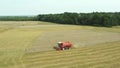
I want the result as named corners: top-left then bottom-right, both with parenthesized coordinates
top-left (0, 21), bottom-right (120, 68)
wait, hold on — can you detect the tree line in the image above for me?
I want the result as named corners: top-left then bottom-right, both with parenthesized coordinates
top-left (37, 12), bottom-right (120, 27)
top-left (0, 16), bottom-right (37, 21)
top-left (0, 12), bottom-right (120, 27)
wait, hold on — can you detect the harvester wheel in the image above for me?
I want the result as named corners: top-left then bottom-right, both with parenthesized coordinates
top-left (64, 47), bottom-right (69, 50)
top-left (67, 47), bottom-right (69, 50)
top-left (62, 48), bottom-right (65, 50)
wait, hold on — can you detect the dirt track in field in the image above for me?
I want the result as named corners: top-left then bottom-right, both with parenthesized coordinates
top-left (26, 30), bottom-right (120, 53)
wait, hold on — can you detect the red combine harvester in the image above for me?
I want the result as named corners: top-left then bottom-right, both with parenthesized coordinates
top-left (57, 41), bottom-right (73, 51)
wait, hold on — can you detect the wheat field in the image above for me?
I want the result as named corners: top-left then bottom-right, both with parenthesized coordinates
top-left (0, 21), bottom-right (120, 68)
top-left (23, 41), bottom-right (120, 68)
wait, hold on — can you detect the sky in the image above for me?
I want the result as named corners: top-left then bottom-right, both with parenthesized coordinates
top-left (0, 0), bottom-right (120, 16)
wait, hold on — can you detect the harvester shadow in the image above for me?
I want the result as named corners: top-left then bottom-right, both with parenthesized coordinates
top-left (53, 46), bottom-right (58, 50)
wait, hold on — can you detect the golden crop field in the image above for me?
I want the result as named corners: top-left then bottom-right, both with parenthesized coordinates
top-left (0, 21), bottom-right (120, 68)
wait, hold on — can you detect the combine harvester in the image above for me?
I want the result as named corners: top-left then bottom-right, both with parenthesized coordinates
top-left (57, 41), bottom-right (73, 51)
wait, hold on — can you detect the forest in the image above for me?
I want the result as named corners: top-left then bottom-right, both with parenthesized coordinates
top-left (37, 12), bottom-right (120, 27)
top-left (0, 12), bottom-right (120, 27)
